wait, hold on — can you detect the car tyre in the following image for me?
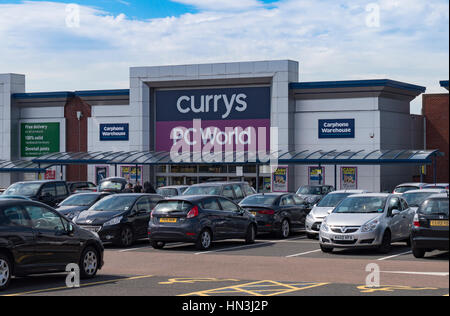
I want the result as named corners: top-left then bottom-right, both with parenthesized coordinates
top-left (245, 225), bottom-right (256, 244)
top-left (277, 219), bottom-right (290, 239)
top-left (306, 233), bottom-right (316, 239)
top-left (196, 229), bottom-right (212, 250)
top-left (0, 253), bottom-right (12, 291)
top-left (151, 241), bottom-right (165, 249)
top-left (377, 231), bottom-right (392, 254)
top-left (117, 226), bottom-right (134, 248)
top-left (80, 246), bottom-right (100, 279)
top-left (412, 245), bottom-right (426, 258)
top-left (320, 244), bottom-right (333, 253)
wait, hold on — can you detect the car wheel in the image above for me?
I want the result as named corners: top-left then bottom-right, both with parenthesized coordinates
top-left (118, 226), bottom-right (134, 248)
top-left (320, 244), bottom-right (333, 253)
top-left (196, 229), bottom-right (212, 250)
top-left (412, 245), bottom-right (426, 258)
top-left (278, 219), bottom-right (290, 239)
top-left (245, 225), bottom-right (256, 244)
top-left (406, 237), bottom-right (411, 247)
top-left (0, 254), bottom-right (12, 291)
top-left (80, 247), bottom-right (100, 279)
top-left (151, 241), bottom-right (166, 249)
top-left (306, 233), bottom-right (316, 239)
top-left (377, 231), bottom-right (392, 254)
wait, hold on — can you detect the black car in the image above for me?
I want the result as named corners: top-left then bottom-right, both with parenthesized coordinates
top-left (411, 193), bottom-right (449, 258)
top-left (149, 195), bottom-right (257, 250)
top-left (98, 177), bottom-right (128, 193)
top-left (0, 199), bottom-right (104, 290)
top-left (2, 181), bottom-right (71, 207)
top-left (68, 181), bottom-right (98, 193)
top-left (55, 192), bottom-right (112, 220)
top-left (296, 185), bottom-right (334, 206)
top-left (182, 182), bottom-right (256, 203)
top-left (239, 193), bottom-right (310, 238)
top-left (74, 193), bottom-right (164, 247)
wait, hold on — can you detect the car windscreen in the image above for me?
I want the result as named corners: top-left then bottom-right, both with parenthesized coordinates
top-left (153, 200), bottom-right (193, 213)
top-left (59, 194), bottom-right (99, 207)
top-left (99, 181), bottom-right (124, 191)
top-left (89, 195), bottom-right (136, 212)
top-left (296, 186), bottom-right (322, 195)
top-left (394, 186), bottom-right (418, 193)
top-left (240, 195), bottom-right (278, 206)
top-left (333, 196), bottom-right (386, 214)
top-left (157, 188), bottom-right (178, 197)
top-left (3, 183), bottom-right (41, 197)
top-left (418, 198), bottom-right (449, 216)
top-left (403, 192), bottom-right (439, 207)
top-left (317, 193), bottom-right (352, 207)
top-left (183, 186), bottom-right (222, 196)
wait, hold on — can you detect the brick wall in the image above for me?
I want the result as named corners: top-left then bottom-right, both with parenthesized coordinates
top-left (423, 93), bottom-right (449, 183)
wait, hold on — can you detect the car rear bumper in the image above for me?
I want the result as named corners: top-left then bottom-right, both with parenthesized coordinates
top-left (411, 236), bottom-right (449, 250)
top-left (148, 221), bottom-right (201, 242)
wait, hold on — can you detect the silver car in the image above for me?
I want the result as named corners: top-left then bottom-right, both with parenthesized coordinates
top-left (319, 193), bottom-right (414, 253)
top-left (305, 190), bottom-right (367, 239)
top-left (401, 189), bottom-right (447, 213)
top-left (156, 185), bottom-right (189, 198)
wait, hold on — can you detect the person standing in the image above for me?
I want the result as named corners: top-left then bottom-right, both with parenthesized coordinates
top-left (144, 181), bottom-right (156, 194)
top-left (134, 182), bottom-right (143, 193)
top-left (123, 183), bottom-right (134, 193)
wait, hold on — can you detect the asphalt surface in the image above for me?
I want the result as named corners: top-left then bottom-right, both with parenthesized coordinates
top-left (2, 233), bottom-right (449, 296)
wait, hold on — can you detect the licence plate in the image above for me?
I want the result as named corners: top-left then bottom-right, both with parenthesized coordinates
top-left (251, 212), bottom-right (257, 216)
top-left (334, 235), bottom-right (354, 241)
top-left (430, 220), bottom-right (449, 227)
top-left (159, 218), bottom-right (177, 223)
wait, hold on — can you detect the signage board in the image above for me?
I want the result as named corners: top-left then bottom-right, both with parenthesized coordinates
top-left (100, 123), bottom-right (129, 141)
top-left (318, 119), bottom-right (355, 138)
top-left (21, 122), bottom-right (60, 157)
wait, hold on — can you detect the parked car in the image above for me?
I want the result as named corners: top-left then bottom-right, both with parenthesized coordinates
top-left (55, 192), bottom-right (112, 221)
top-left (411, 193), bottom-right (449, 258)
top-left (73, 193), bottom-right (163, 247)
top-left (296, 185), bottom-right (334, 206)
top-left (319, 193), bottom-right (414, 253)
top-left (68, 181), bottom-right (98, 193)
top-left (157, 185), bottom-right (189, 198)
top-left (0, 199), bottom-right (104, 291)
top-left (305, 190), bottom-right (368, 239)
top-left (239, 193), bottom-right (310, 238)
top-left (423, 183), bottom-right (449, 190)
top-left (393, 182), bottom-right (428, 194)
top-left (401, 189), bottom-right (447, 213)
top-left (182, 182), bottom-right (256, 203)
top-left (2, 181), bottom-right (70, 207)
top-left (98, 177), bottom-right (128, 193)
top-left (149, 195), bottom-right (257, 250)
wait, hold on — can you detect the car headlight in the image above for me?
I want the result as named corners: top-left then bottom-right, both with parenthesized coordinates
top-left (103, 216), bottom-right (123, 227)
top-left (306, 213), bottom-right (315, 222)
top-left (320, 219), bottom-right (329, 232)
top-left (361, 218), bottom-right (380, 233)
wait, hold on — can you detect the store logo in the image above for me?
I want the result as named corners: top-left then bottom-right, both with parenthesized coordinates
top-left (176, 93), bottom-right (248, 119)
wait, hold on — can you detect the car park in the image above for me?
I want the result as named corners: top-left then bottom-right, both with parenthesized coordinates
top-left (182, 182), bottom-right (256, 203)
top-left (0, 199), bottom-right (104, 291)
top-left (401, 189), bottom-right (447, 212)
top-left (149, 195), bottom-right (257, 250)
top-left (319, 193), bottom-right (414, 253)
top-left (305, 190), bottom-right (368, 239)
top-left (68, 181), bottom-right (98, 193)
top-left (98, 177), bottom-right (128, 193)
top-left (157, 185), bottom-right (189, 198)
top-left (423, 183), bottom-right (449, 190)
top-left (411, 193), bottom-right (449, 258)
top-left (296, 185), bottom-right (334, 206)
top-left (2, 181), bottom-right (70, 207)
top-left (393, 182), bottom-right (428, 194)
top-left (74, 193), bottom-right (164, 247)
top-left (239, 193), bottom-right (310, 238)
top-left (55, 192), bottom-right (112, 221)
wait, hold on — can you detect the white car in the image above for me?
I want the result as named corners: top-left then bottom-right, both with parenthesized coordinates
top-left (393, 182), bottom-right (428, 194)
top-left (305, 190), bottom-right (367, 239)
top-left (401, 189), bottom-right (448, 213)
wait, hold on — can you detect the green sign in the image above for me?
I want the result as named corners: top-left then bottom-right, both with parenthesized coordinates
top-left (21, 123), bottom-right (60, 157)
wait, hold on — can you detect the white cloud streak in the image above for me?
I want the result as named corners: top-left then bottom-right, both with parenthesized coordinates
top-left (0, 0), bottom-right (448, 113)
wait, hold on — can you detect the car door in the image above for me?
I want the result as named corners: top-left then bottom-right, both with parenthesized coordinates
top-left (279, 195), bottom-right (299, 228)
top-left (232, 184), bottom-right (245, 203)
top-left (133, 197), bottom-right (153, 239)
top-left (39, 183), bottom-right (57, 207)
top-left (222, 185), bottom-right (237, 203)
top-left (399, 198), bottom-right (413, 238)
top-left (218, 198), bottom-right (248, 238)
top-left (24, 204), bottom-right (80, 270)
top-left (387, 197), bottom-right (403, 241)
top-left (201, 197), bottom-right (227, 239)
top-left (292, 195), bottom-right (309, 227)
top-left (55, 182), bottom-right (69, 204)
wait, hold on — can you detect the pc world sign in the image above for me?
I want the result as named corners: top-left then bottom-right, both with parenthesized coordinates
top-left (318, 119), bottom-right (355, 139)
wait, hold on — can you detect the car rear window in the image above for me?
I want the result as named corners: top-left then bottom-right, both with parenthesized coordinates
top-left (153, 200), bottom-right (193, 213)
top-left (418, 198), bottom-right (449, 216)
top-left (394, 186), bottom-right (418, 193)
top-left (240, 195), bottom-right (277, 206)
top-left (183, 186), bottom-right (221, 196)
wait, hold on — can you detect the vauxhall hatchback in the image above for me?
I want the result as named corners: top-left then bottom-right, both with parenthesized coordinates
top-left (149, 195), bottom-right (257, 250)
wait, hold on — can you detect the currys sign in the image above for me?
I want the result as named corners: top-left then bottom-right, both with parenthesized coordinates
top-left (155, 87), bottom-right (271, 151)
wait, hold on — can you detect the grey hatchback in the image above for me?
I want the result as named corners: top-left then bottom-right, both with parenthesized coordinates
top-left (182, 182), bottom-right (256, 203)
top-left (148, 195), bottom-right (258, 250)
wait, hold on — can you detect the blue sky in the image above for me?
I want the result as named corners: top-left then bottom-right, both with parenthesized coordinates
top-left (0, 0), bottom-right (448, 114)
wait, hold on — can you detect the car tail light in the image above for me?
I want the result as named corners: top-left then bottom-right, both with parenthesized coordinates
top-left (258, 209), bottom-right (275, 215)
top-left (187, 206), bottom-right (199, 219)
top-left (413, 214), bottom-right (420, 227)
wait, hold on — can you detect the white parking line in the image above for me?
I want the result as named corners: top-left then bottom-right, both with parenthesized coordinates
top-left (286, 249), bottom-right (322, 258)
top-left (195, 236), bottom-right (306, 255)
top-left (381, 271), bottom-right (449, 277)
top-left (377, 251), bottom-right (412, 261)
top-left (118, 247), bottom-right (148, 252)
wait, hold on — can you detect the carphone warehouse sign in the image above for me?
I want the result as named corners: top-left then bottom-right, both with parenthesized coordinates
top-left (318, 119), bottom-right (355, 139)
top-left (100, 124), bottom-right (129, 141)
top-left (155, 86), bottom-right (271, 151)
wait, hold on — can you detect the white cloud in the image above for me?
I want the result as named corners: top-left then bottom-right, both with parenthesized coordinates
top-left (0, 0), bottom-right (448, 114)
top-left (170, 0), bottom-right (263, 11)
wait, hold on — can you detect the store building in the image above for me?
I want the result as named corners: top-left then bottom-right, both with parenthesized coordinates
top-left (0, 60), bottom-right (435, 192)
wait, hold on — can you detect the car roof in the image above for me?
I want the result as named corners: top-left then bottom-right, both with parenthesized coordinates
top-left (424, 183), bottom-right (449, 187)
top-left (329, 190), bottom-right (367, 194)
top-left (427, 193), bottom-right (449, 199)
top-left (164, 195), bottom-right (227, 202)
top-left (190, 182), bottom-right (246, 187)
top-left (12, 180), bottom-right (65, 184)
top-left (346, 193), bottom-right (391, 198)
top-left (0, 199), bottom-right (44, 208)
top-left (158, 185), bottom-right (188, 189)
top-left (396, 183), bottom-right (427, 187)
top-left (402, 189), bottom-right (447, 194)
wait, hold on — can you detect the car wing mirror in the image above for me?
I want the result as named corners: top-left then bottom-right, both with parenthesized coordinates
top-left (327, 210), bottom-right (332, 215)
top-left (391, 209), bottom-right (401, 216)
